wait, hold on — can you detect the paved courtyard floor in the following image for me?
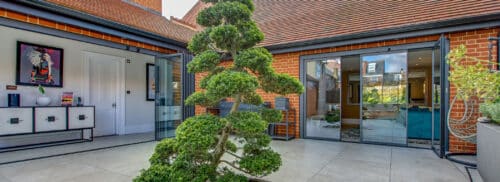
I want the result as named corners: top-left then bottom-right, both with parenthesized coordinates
top-left (0, 139), bottom-right (469, 182)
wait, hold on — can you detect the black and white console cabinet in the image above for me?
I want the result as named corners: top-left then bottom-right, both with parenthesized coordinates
top-left (0, 106), bottom-right (95, 151)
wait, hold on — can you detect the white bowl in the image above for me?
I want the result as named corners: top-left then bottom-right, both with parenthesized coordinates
top-left (36, 96), bottom-right (51, 106)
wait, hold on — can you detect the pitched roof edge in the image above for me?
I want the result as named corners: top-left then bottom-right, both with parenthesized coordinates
top-left (171, 16), bottom-right (198, 30)
top-left (182, 1), bottom-right (204, 20)
top-left (18, 0), bottom-right (188, 48)
top-left (265, 12), bottom-right (500, 52)
top-left (122, 0), bottom-right (162, 15)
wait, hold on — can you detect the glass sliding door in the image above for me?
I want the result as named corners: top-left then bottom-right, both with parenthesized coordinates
top-left (304, 57), bottom-right (342, 140)
top-left (361, 52), bottom-right (408, 145)
top-left (155, 54), bottom-right (183, 140)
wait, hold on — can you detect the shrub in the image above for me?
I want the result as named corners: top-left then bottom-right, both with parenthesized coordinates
top-left (135, 0), bottom-right (304, 181)
top-left (325, 110), bottom-right (340, 123)
top-left (480, 103), bottom-right (500, 124)
top-left (448, 45), bottom-right (500, 125)
top-left (260, 108), bottom-right (283, 123)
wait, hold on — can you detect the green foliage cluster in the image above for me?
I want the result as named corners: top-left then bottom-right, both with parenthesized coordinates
top-left (260, 108), bottom-right (283, 123)
top-left (187, 50), bottom-right (220, 73)
top-left (38, 84), bottom-right (45, 95)
top-left (325, 110), bottom-right (340, 123)
top-left (448, 44), bottom-right (500, 102)
top-left (480, 103), bottom-right (500, 124)
top-left (363, 88), bottom-right (381, 106)
top-left (134, 115), bottom-right (224, 182)
top-left (447, 45), bottom-right (500, 124)
top-left (136, 0), bottom-right (304, 181)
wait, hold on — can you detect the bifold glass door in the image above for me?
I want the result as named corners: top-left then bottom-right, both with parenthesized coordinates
top-left (155, 54), bottom-right (183, 140)
top-left (432, 36), bottom-right (448, 158)
top-left (361, 52), bottom-right (408, 145)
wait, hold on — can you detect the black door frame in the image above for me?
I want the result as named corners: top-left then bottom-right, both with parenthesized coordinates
top-left (431, 35), bottom-right (450, 158)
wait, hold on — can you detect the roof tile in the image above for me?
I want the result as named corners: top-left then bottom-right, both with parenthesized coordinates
top-left (45, 0), bottom-right (196, 43)
top-left (182, 0), bottom-right (500, 46)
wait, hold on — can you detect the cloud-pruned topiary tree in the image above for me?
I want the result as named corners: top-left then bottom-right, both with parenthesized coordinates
top-left (135, 0), bottom-right (303, 181)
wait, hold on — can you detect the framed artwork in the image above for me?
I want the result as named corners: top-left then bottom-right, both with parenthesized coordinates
top-left (16, 41), bottom-right (64, 87)
top-left (146, 63), bottom-right (156, 101)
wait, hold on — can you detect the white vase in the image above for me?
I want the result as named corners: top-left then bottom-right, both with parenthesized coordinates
top-left (37, 95), bottom-right (51, 106)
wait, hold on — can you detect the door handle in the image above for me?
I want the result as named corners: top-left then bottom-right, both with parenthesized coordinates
top-left (112, 103), bottom-right (117, 108)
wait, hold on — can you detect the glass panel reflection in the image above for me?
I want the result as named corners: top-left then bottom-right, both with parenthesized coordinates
top-left (155, 56), bottom-right (182, 140)
top-left (361, 52), bottom-right (408, 145)
top-left (305, 57), bottom-right (341, 139)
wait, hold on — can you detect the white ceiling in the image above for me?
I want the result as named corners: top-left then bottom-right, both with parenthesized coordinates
top-left (408, 49), bottom-right (433, 68)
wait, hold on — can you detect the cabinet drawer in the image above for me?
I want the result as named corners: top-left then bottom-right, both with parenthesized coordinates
top-left (0, 108), bottom-right (33, 136)
top-left (68, 107), bottom-right (94, 129)
top-left (35, 107), bottom-right (67, 132)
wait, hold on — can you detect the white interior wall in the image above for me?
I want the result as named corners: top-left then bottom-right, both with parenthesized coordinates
top-left (0, 25), bottom-right (156, 145)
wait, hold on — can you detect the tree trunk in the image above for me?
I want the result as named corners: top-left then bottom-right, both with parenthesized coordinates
top-left (212, 95), bottom-right (241, 166)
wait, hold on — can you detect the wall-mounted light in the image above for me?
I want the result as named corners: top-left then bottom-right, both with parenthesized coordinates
top-left (488, 37), bottom-right (500, 72)
top-left (172, 82), bottom-right (179, 89)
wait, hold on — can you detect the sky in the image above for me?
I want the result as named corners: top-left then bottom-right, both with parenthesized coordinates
top-left (162, 0), bottom-right (198, 19)
top-left (363, 53), bottom-right (408, 73)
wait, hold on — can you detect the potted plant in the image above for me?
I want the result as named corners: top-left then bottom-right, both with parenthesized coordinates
top-left (479, 102), bottom-right (500, 124)
top-left (477, 101), bottom-right (500, 182)
top-left (325, 109), bottom-right (340, 124)
top-left (36, 85), bottom-right (51, 106)
top-left (447, 45), bottom-right (500, 182)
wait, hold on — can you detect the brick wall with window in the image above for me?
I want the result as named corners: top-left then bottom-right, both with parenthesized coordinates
top-left (194, 28), bottom-right (499, 153)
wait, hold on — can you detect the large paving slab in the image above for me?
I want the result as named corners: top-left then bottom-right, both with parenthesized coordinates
top-left (0, 139), bottom-right (468, 182)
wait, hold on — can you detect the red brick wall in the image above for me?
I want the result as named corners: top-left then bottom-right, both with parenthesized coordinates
top-left (130, 0), bottom-right (162, 13)
top-left (194, 28), bottom-right (499, 154)
top-left (0, 8), bottom-right (176, 54)
top-left (447, 28), bottom-right (499, 153)
top-left (195, 34), bottom-right (442, 137)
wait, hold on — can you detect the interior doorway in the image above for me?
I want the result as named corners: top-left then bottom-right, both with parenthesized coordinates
top-left (85, 52), bottom-right (125, 137)
top-left (340, 56), bottom-right (361, 142)
top-left (406, 48), bottom-right (436, 148)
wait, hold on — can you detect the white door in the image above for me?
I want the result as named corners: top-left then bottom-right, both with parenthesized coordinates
top-left (88, 54), bottom-right (121, 136)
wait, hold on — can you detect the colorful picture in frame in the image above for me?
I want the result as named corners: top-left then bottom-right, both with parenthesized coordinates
top-left (146, 63), bottom-right (156, 101)
top-left (61, 92), bottom-right (74, 106)
top-left (16, 41), bottom-right (64, 87)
